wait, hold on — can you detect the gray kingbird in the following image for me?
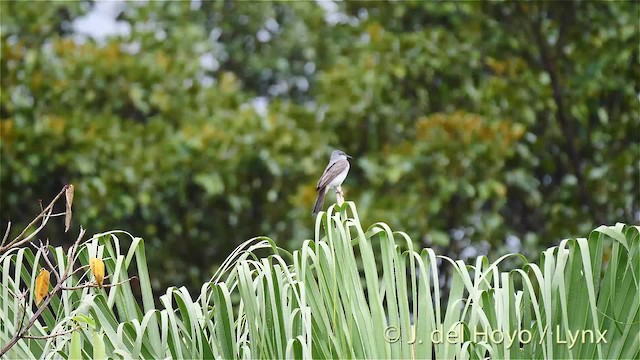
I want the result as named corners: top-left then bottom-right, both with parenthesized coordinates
top-left (313, 149), bottom-right (352, 215)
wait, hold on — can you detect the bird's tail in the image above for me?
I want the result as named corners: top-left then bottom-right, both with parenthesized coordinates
top-left (312, 189), bottom-right (326, 215)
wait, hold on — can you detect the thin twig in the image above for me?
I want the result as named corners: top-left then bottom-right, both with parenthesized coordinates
top-left (0, 186), bottom-right (67, 253)
top-left (2, 206), bottom-right (54, 253)
top-left (68, 264), bottom-right (91, 278)
top-left (1, 221), bottom-right (11, 248)
top-left (23, 326), bottom-right (82, 340)
top-left (33, 240), bottom-right (61, 284)
top-left (48, 212), bottom-right (68, 218)
top-left (66, 229), bottom-right (84, 269)
top-left (61, 276), bottom-right (137, 291)
top-left (0, 281), bottom-right (28, 297)
top-left (0, 228), bottom-right (85, 357)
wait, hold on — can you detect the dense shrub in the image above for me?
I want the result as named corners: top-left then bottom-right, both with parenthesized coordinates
top-left (2, 1), bottom-right (638, 291)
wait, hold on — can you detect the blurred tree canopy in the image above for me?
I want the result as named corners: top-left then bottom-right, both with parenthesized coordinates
top-left (1, 1), bottom-right (638, 291)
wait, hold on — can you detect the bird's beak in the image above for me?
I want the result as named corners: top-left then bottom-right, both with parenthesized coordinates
top-left (346, 154), bottom-right (353, 159)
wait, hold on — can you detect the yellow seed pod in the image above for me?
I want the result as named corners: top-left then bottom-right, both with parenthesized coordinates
top-left (90, 258), bottom-right (105, 288)
top-left (35, 269), bottom-right (50, 305)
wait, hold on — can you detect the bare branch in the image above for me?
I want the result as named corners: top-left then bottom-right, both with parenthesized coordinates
top-left (61, 276), bottom-right (137, 291)
top-left (5, 207), bottom-right (54, 252)
top-left (0, 227), bottom-right (85, 357)
top-left (0, 185), bottom-right (67, 253)
top-left (67, 264), bottom-right (91, 280)
top-left (1, 221), bottom-right (11, 248)
top-left (33, 240), bottom-right (61, 284)
top-left (48, 212), bottom-right (68, 218)
top-left (23, 326), bottom-right (82, 340)
top-left (65, 228), bottom-right (86, 276)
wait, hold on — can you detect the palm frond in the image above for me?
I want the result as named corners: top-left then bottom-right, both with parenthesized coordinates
top-left (1, 203), bottom-right (637, 359)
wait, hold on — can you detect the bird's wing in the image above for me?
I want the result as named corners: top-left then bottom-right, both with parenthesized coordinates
top-left (316, 159), bottom-right (349, 190)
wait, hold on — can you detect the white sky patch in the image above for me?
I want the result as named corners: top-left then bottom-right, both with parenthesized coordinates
top-left (295, 76), bottom-right (309, 92)
top-left (209, 28), bottom-right (222, 41)
top-left (257, 29), bottom-right (271, 43)
top-left (73, 0), bottom-right (130, 42)
top-left (505, 235), bottom-right (521, 253)
top-left (460, 246), bottom-right (477, 259)
top-left (268, 80), bottom-right (289, 96)
top-left (265, 18), bottom-right (280, 33)
top-left (257, 18), bottom-right (279, 43)
top-left (304, 61), bottom-right (316, 75)
top-left (121, 41), bottom-right (141, 54)
top-left (73, 0), bottom-right (355, 43)
top-left (315, 0), bottom-right (355, 25)
top-left (200, 76), bottom-right (215, 88)
top-left (155, 29), bottom-right (167, 41)
top-left (200, 53), bottom-right (220, 72)
top-left (251, 97), bottom-right (269, 117)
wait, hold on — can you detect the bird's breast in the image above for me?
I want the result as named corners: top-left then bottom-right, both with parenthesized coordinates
top-left (328, 165), bottom-right (349, 188)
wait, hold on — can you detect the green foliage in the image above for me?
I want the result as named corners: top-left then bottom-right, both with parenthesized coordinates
top-left (2, 204), bottom-right (638, 359)
top-left (1, 1), bottom-right (638, 291)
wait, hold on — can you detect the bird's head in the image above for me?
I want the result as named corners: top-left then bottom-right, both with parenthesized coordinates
top-left (331, 149), bottom-right (352, 160)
